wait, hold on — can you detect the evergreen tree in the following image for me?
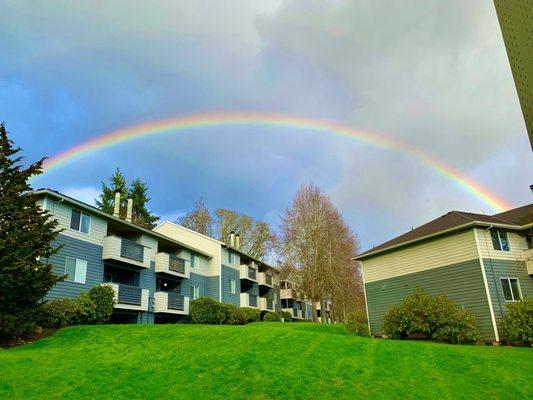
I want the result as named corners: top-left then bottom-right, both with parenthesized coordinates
top-left (129, 178), bottom-right (159, 228)
top-left (95, 167), bottom-right (128, 218)
top-left (96, 169), bottom-right (159, 228)
top-left (0, 123), bottom-right (63, 339)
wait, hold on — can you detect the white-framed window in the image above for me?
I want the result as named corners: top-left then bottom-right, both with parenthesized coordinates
top-left (65, 257), bottom-right (87, 284)
top-left (229, 279), bottom-right (236, 294)
top-left (500, 278), bottom-right (522, 302)
top-left (228, 251), bottom-right (234, 264)
top-left (190, 254), bottom-right (196, 269)
top-left (70, 209), bottom-right (91, 234)
top-left (190, 285), bottom-right (200, 300)
top-left (491, 230), bottom-right (510, 252)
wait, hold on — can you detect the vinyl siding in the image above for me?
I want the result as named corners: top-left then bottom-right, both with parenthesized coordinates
top-left (274, 284), bottom-right (281, 312)
top-left (42, 196), bottom-right (108, 246)
top-left (205, 276), bottom-right (220, 300)
top-left (476, 228), bottom-right (529, 261)
top-left (365, 259), bottom-right (496, 340)
top-left (483, 258), bottom-right (533, 326)
top-left (45, 234), bottom-right (104, 300)
top-left (221, 264), bottom-right (241, 305)
top-left (362, 229), bottom-right (478, 283)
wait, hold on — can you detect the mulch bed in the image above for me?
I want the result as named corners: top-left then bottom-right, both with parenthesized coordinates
top-left (0, 328), bottom-right (58, 349)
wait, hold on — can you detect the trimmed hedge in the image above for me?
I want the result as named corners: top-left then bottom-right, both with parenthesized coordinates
top-left (241, 307), bottom-right (261, 323)
top-left (190, 298), bottom-right (226, 324)
top-left (500, 297), bottom-right (532, 344)
top-left (222, 303), bottom-right (246, 325)
top-left (346, 310), bottom-right (369, 336)
top-left (263, 312), bottom-right (282, 322)
top-left (382, 290), bottom-right (480, 344)
top-left (281, 311), bottom-right (292, 322)
top-left (41, 285), bottom-right (115, 327)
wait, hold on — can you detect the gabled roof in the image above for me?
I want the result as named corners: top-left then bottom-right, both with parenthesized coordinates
top-left (356, 204), bottom-right (533, 260)
top-left (32, 189), bottom-right (212, 258)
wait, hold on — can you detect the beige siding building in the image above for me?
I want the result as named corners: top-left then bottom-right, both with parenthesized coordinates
top-left (356, 204), bottom-right (533, 342)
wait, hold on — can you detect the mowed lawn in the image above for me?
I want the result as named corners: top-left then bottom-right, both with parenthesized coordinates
top-left (0, 323), bottom-right (531, 399)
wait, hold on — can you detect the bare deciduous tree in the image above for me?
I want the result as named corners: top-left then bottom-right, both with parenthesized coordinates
top-left (280, 183), bottom-right (363, 322)
top-left (177, 198), bottom-right (214, 237)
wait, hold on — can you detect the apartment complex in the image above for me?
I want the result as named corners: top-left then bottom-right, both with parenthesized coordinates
top-left (34, 189), bottom-right (280, 324)
top-left (494, 0), bottom-right (533, 148)
top-left (356, 203), bottom-right (533, 342)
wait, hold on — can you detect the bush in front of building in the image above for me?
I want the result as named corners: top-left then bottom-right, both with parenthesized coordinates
top-left (190, 297), bottom-right (227, 324)
top-left (262, 312), bottom-right (282, 322)
top-left (499, 297), bottom-right (532, 345)
top-left (221, 303), bottom-right (246, 325)
top-left (382, 290), bottom-right (480, 344)
top-left (241, 307), bottom-right (261, 323)
top-left (41, 285), bottom-right (116, 328)
top-left (345, 310), bottom-right (369, 336)
top-left (76, 285), bottom-right (116, 325)
top-left (281, 311), bottom-right (293, 322)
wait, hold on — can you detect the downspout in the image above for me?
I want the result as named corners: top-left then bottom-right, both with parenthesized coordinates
top-left (483, 225), bottom-right (505, 319)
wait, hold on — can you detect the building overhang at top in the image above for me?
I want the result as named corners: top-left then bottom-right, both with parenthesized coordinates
top-left (32, 189), bottom-right (212, 259)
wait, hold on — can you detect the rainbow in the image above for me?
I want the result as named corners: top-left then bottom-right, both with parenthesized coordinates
top-left (41, 111), bottom-right (512, 212)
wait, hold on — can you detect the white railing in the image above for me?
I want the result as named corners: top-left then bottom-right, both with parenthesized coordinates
top-left (240, 292), bottom-right (259, 308)
top-left (239, 264), bottom-right (258, 281)
top-left (258, 272), bottom-right (273, 287)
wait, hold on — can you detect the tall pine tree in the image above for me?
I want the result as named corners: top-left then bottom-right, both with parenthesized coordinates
top-left (96, 169), bottom-right (159, 228)
top-left (0, 123), bottom-right (63, 339)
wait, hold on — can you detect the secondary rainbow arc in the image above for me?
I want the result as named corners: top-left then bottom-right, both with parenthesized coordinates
top-left (40, 111), bottom-right (512, 212)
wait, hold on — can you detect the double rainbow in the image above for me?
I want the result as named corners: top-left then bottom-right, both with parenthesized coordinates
top-left (41, 111), bottom-right (512, 212)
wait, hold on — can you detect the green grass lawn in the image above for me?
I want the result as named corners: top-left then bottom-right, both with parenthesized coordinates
top-left (0, 323), bottom-right (531, 399)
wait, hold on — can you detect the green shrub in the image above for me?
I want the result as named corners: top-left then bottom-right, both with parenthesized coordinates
top-left (222, 303), bottom-right (246, 325)
top-left (382, 290), bottom-right (480, 344)
top-left (281, 311), bottom-right (292, 322)
top-left (190, 297), bottom-right (226, 324)
top-left (241, 307), bottom-right (261, 323)
top-left (346, 310), bottom-right (369, 336)
top-left (500, 297), bottom-right (533, 344)
top-left (77, 285), bottom-right (115, 325)
top-left (41, 299), bottom-right (82, 328)
top-left (40, 286), bottom-right (115, 328)
top-left (263, 312), bottom-right (282, 322)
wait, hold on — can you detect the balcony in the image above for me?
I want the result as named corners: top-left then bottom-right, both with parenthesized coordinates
top-left (154, 292), bottom-right (190, 315)
top-left (280, 288), bottom-right (296, 300)
top-left (281, 307), bottom-right (303, 319)
top-left (155, 253), bottom-right (190, 278)
top-left (103, 283), bottom-right (149, 311)
top-left (258, 272), bottom-right (273, 288)
top-left (239, 264), bottom-right (257, 282)
top-left (240, 292), bottom-right (259, 308)
top-left (103, 236), bottom-right (149, 268)
top-left (259, 297), bottom-right (275, 311)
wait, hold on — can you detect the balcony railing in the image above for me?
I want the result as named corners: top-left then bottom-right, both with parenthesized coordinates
top-left (155, 253), bottom-right (190, 278)
top-left (102, 283), bottom-right (149, 311)
top-left (167, 292), bottom-right (185, 310)
top-left (103, 236), bottom-right (149, 268)
top-left (259, 297), bottom-right (274, 311)
top-left (117, 283), bottom-right (142, 305)
top-left (240, 292), bottom-right (259, 308)
top-left (153, 292), bottom-right (190, 314)
top-left (169, 254), bottom-right (186, 274)
top-left (239, 264), bottom-right (258, 282)
top-left (120, 238), bottom-right (144, 262)
top-left (258, 272), bottom-right (274, 287)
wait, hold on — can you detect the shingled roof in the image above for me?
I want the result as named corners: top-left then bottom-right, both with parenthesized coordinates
top-left (356, 204), bottom-right (533, 259)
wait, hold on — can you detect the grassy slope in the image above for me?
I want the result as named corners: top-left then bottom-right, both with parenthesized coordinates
top-left (0, 323), bottom-right (531, 400)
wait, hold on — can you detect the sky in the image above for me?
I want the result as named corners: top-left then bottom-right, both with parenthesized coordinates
top-left (2, 0), bottom-right (532, 251)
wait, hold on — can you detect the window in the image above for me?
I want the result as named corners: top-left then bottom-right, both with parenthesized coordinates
top-left (491, 230), bottom-right (510, 251)
top-left (70, 209), bottom-right (91, 234)
top-left (500, 278), bottom-right (522, 302)
top-left (229, 279), bottom-right (236, 294)
top-left (190, 254), bottom-right (197, 269)
top-left (228, 251), bottom-right (234, 264)
top-left (190, 285), bottom-right (200, 300)
top-left (65, 257), bottom-right (87, 284)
